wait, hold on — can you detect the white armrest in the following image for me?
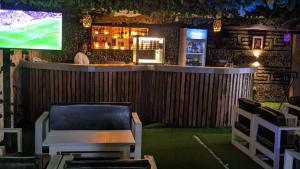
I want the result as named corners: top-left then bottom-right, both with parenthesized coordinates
top-left (46, 155), bottom-right (62, 169)
top-left (35, 111), bottom-right (49, 154)
top-left (131, 112), bottom-right (142, 159)
top-left (284, 149), bottom-right (300, 169)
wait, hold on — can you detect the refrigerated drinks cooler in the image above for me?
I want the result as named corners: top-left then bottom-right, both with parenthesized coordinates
top-left (179, 28), bottom-right (208, 66)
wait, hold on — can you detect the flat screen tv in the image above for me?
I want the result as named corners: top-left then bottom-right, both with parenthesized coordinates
top-left (0, 9), bottom-right (62, 50)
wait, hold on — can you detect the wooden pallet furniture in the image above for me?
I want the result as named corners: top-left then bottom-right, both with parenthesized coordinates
top-left (251, 115), bottom-right (300, 169)
top-left (231, 107), bottom-right (258, 157)
top-left (283, 149), bottom-right (300, 169)
top-left (232, 103), bottom-right (300, 169)
top-left (0, 128), bottom-right (22, 154)
top-left (35, 103), bottom-right (142, 159)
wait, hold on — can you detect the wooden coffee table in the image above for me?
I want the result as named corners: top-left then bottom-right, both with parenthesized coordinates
top-left (43, 130), bottom-right (135, 159)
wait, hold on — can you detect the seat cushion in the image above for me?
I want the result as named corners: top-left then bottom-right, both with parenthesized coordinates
top-left (49, 103), bottom-right (131, 130)
top-left (0, 156), bottom-right (37, 169)
top-left (64, 159), bottom-right (151, 169)
top-left (288, 96), bottom-right (300, 107)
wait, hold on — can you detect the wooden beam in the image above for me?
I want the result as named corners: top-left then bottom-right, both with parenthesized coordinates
top-left (3, 48), bottom-right (11, 128)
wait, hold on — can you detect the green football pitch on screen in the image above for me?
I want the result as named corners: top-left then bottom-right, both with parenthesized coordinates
top-left (0, 13), bottom-right (62, 50)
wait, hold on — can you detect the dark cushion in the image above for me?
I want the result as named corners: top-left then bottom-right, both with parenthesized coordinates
top-left (258, 107), bottom-right (286, 126)
top-left (238, 98), bottom-right (261, 114)
top-left (49, 103), bottom-right (131, 130)
top-left (64, 159), bottom-right (151, 169)
top-left (0, 156), bottom-right (37, 169)
top-left (288, 96), bottom-right (300, 107)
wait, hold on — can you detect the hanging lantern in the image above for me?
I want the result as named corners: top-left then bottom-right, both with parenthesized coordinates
top-left (82, 13), bottom-right (92, 28)
top-left (213, 19), bottom-right (222, 32)
top-left (283, 33), bottom-right (292, 43)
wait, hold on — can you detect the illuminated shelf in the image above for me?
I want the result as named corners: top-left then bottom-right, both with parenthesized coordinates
top-left (92, 26), bottom-right (148, 50)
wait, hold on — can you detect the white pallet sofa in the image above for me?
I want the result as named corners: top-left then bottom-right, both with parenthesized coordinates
top-left (232, 101), bottom-right (300, 169)
top-left (35, 103), bottom-right (142, 159)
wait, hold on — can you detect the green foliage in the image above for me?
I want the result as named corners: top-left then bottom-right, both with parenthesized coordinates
top-left (2, 0), bottom-right (300, 18)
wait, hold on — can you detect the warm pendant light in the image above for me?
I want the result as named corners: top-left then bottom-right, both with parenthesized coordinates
top-left (82, 12), bottom-right (92, 28)
top-left (213, 19), bottom-right (222, 32)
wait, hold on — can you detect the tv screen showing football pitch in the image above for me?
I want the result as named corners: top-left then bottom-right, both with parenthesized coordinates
top-left (0, 9), bottom-right (62, 50)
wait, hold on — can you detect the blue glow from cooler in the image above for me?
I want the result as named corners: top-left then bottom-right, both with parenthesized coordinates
top-left (186, 29), bottom-right (207, 39)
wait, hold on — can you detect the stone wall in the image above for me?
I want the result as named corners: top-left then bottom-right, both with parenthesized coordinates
top-left (206, 30), bottom-right (292, 102)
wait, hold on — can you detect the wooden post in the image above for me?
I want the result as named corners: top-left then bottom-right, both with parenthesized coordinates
top-left (3, 48), bottom-right (11, 128)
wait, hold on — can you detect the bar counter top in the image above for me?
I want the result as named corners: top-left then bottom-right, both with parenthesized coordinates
top-left (22, 61), bottom-right (256, 74)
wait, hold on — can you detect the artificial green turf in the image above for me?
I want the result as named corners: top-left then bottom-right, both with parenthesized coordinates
top-left (197, 129), bottom-right (263, 169)
top-left (142, 126), bottom-right (224, 169)
top-left (142, 125), bottom-right (263, 169)
top-left (261, 102), bottom-right (281, 110)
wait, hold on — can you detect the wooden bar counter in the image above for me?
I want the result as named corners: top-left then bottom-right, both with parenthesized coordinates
top-left (21, 62), bottom-right (256, 127)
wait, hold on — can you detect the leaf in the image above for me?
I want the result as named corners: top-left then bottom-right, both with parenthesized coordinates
top-left (266, 0), bottom-right (274, 10)
top-left (288, 0), bottom-right (297, 11)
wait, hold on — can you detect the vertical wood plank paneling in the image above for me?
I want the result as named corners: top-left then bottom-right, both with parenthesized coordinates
top-left (50, 70), bottom-right (54, 104)
top-left (202, 74), bottom-right (209, 127)
top-left (95, 72), bottom-right (99, 102)
top-left (169, 72), bottom-right (176, 125)
top-left (71, 71), bottom-right (76, 102)
top-left (224, 74), bottom-right (231, 126)
top-left (165, 72), bottom-right (171, 124)
top-left (207, 74), bottom-right (214, 127)
top-left (30, 69), bottom-right (35, 120)
top-left (99, 72), bottom-right (104, 102)
top-left (220, 74), bottom-right (226, 126)
top-left (136, 72), bottom-right (140, 113)
top-left (85, 72), bottom-right (90, 102)
top-left (37, 69), bottom-right (41, 119)
top-left (124, 72), bottom-right (129, 102)
top-left (232, 74), bottom-right (238, 112)
top-left (58, 71), bottom-right (62, 103)
top-left (211, 74), bottom-right (219, 127)
top-left (103, 72), bottom-right (108, 102)
top-left (112, 72), bottom-right (116, 102)
top-left (22, 68), bottom-right (254, 127)
top-left (120, 72), bottom-right (124, 102)
top-left (66, 71), bottom-right (71, 103)
top-left (179, 72), bottom-right (185, 126)
top-left (163, 72), bottom-right (168, 123)
top-left (158, 72), bottom-right (164, 123)
top-left (192, 73), bottom-right (200, 127)
top-left (188, 73), bottom-right (195, 126)
top-left (153, 72), bottom-right (159, 122)
top-left (197, 74), bottom-right (204, 127)
top-left (183, 73), bottom-right (190, 126)
top-left (90, 72), bottom-right (95, 102)
top-left (43, 70), bottom-right (49, 110)
top-left (216, 75), bottom-right (223, 127)
top-left (175, 72), bottom-right (181, 126)
top-left (79, 72), bottom-right (85, 102)
top-left (228, 74), bottom-right (234, 126)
